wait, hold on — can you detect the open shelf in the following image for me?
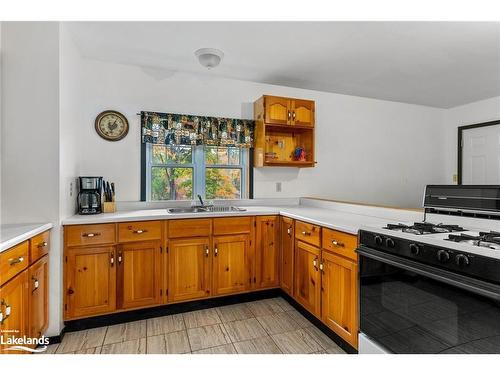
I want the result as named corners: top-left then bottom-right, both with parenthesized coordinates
top-left (263, 160), bottom-right (316, 168)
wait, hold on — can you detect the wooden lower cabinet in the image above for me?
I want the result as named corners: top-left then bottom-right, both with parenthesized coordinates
top-left (0, 270), bottom-right (29, 354)
top-left (213, 234), bottom-right (250, 295)
top-left (65, 246), bottom-right (116, 319)
top-left (321, 251), bottom-right (358, 348)
top-left (255, 216), bottom-right (280, 289)
top-left (118, 241), bottom-right (162, 309)
top-left (294, 240), bottom-right (321, 316)
top-left (28, 255), bottom-right (49, 339)
top-left (168, 237), bottom-right (211, 302)
top-left (280, 216), bottom-right (294, 295)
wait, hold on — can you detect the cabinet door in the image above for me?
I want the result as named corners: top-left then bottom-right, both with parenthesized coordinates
top-left (291, 99), bottom-right (314, 127)
top-left (294, 240), bottom-right (321, 317)
top-left (255, 216), bottom-right (280, 289)
top-left (321, 251), bottom-right (358, 348)
top-left (168, 237), bottom-right (211, 302)
top-left (29, 255), bottom-right (48, 339)
top-left (264, 96), bottom-right (291, 125)
top-left (213, 234), bottom-right (250, 296)
top-left (118, 241), bottom-right (162, 310)
top-left (0, 270), bottom-right (28, 354)
top-left (280, 216), bottom-right (294, 295)
top-left (65, 246), bottom-right (116, 319)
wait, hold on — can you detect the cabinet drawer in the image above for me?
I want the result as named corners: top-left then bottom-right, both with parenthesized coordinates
top-left (118, 221), bottom-right (162, 242)
top-left (168, 219), bottom-right (212, 238)
top-left (30, 230), bottom-right (50, 263)
top-left (213, 217), bottom-right (252, 235)
top-left (295, 220), bottom-right (321, 247)
top-left (65, 224), bottom-right (116, 247)
top-left (0, 241), bottom-right (29, 285)
top-left (322, 228), bottom-right (358, 261)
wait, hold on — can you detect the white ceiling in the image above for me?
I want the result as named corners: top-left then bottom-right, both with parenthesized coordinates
top-left (67, 21), bottom-right (500, 108)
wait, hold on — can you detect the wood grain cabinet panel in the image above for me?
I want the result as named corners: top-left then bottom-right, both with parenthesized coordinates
top-left (168, 219), bottom-right (212, 238)
top-left (291, 99), bottom-right (315, 127)
top-left (212, 234), bottom-right (251, 296)
top-left (213, 217), bottom-right (252, 235)
top-left (322, 228), bottom-right (358, 261)
top-left (118, 221), bottom-right (162, 243)
top-left (28, 255), bottom-right (48, 340)
top-left (0, 241), bottom-right (29, 286)
top-left (255, 216), bottom-right (280, 289)
top-left (295, 220), bottom-right (321, 247)
top-left (168, 237), bottom-right (211, 302)
top-left (117, 241), bottom-right (162, 309)
top-left (321, 251), bottom-right (358, 348)
top-left (294, 240), bottom-right (321, 317)
top-left (65, 224), bottom-right (116, 247)
top-left (30, 231), bottom-right (50, 263)
top-left (280, 216), bottom-right (294, 296)
top-left (0, 270), bottom-right (29, 354)
top-left (264, 96), bottom-right (291, 125)
top-left (65, 246), bottom-right (116, 319)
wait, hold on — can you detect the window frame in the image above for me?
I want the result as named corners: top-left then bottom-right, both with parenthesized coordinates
top-left (142, 143), bottom-right (251, 201)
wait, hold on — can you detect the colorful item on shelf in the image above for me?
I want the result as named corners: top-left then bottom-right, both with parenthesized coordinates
top-left (294, 147), bottom-right (306, 161)
top-left (141, 111), bottom-right (254, 148)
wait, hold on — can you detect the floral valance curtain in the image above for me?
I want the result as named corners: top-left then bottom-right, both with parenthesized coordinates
top-left (141, 111), bottom-right (254, 148)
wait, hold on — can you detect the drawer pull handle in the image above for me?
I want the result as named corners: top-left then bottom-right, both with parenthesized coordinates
top-left (82, 232), bottom-right (100, 238)
top-left (37, 241), bottom-right (48, 248)
top-left (288, 111), bottom-right (292, 120)
top-left (319, 262), bottom-right (324, 272)
top-left (287, 227), bottom-right (292, 236)
top-left (8, 256), bottom-right (24, 266)
top-left (110, 252), bottom-right (115, 267)
top-left (32, 276), bottom-right (39, 291)
top-left (118, 252), bottom-right (123, 265)
top-left (301, 231), bottom-right (311, 236)
top-left (331, 240), bottom-right (345, 247)
top-left (313, 258), bottom-right (319, 271)
top-left (132, 229), bottom-right (148, 234)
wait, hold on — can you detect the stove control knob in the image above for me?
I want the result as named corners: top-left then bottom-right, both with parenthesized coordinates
top-left (386, 238), bottom-right (395, 248)
top-left (409, 243), bottom-right (420, 255)
top-left (374, 235), bottom-right (383, 246)
top-left (437, 250), bottom-right (450, 263)
top-left (455, 254), bottom-right (470, 267)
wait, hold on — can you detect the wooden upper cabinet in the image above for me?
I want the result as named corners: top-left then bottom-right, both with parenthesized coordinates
top-left (255, 216), bottom-right (280, 289)
top-left (321, 251), bottom-right (358, 348)
top-left (29, 255), bottom-right (49, 339)
top-left (264, 96), bottom-right (291, 125)
top-left (294, 240), bottom-right (321, 317)
top-left (280, 216), bottom-right (294, 296)
top-left (213, 234), bottom-right (251, 296)
top-left (291, 99), bottom-right (315, 127)
top-left (0, 269), bottom-right (29, 354)
top-left (117, 240), bottom-right (162, 310)
top-left (168, 237), bottom-right (211, 302)
top-left (65, 246), bottom-right (116, 319)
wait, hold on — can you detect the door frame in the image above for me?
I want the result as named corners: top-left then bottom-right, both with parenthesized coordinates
top-left (457, 119), bottom-right (500, 184)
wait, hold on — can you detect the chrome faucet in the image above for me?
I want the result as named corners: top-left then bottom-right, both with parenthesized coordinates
top-left (197, 194), bottom-right (205, 207)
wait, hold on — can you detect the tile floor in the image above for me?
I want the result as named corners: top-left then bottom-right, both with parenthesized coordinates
top-left (42, 298), bottom-right (346, 354)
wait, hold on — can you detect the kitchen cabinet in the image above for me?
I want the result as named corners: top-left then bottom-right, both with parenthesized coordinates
top-left (255, 216), bottom-right (280, 289)
top-left (294, 240), bottom-right (321, 317)
top-left (117, 240), bottom-right (162, 309)
top-left (65, 246), bottom-right (116, 319)
top-left (290, 99), bottom-right (315, 127)
top-left (213, 234), bottom-right (251, 295)
top-left (264, 95), bottom-right (291, 125)
top-left (0, 270), bottom-right (29, 354)
top-left (28, 255), bottom-right (49, 340)
top-left (321, 251), bottom-right (358, 348)
top-left (168, 237), bottom-right (211, 302)
top-left (280, 216), bottom-right (294, 296)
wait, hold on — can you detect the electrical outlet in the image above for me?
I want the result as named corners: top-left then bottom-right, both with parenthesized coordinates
top-left (70, 181), bottom-right (73, 197)
top-left (276, 182), bottom-right (282, 192)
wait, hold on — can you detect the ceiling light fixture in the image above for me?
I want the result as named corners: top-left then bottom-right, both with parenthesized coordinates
top-left (195, 48), bottom-right (224, 69)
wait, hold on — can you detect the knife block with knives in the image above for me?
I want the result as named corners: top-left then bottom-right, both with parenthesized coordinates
top-left (102, 180), bottom-right (116, 213)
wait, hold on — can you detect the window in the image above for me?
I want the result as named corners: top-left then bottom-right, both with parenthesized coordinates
top-left (145, 144), bottom-right (249, 201)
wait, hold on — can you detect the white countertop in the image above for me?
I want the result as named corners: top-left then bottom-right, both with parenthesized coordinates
top-left (0, 223), bottom-right (53, 253)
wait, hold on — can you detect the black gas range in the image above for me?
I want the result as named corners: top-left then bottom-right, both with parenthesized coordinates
top-left (357, 185), bottom-right (500, 354)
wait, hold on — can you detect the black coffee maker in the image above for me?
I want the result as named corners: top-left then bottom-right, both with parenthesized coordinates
top-left (77, 177), bottom-right (103, 214)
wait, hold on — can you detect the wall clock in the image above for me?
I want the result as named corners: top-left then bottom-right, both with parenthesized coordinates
top-left (94, 110), bottom-right (129, 141)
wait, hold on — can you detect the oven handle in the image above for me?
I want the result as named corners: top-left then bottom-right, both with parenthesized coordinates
top-left (357, 245), bottom-right (500, 301)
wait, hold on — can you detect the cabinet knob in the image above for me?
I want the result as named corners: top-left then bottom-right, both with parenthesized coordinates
top-left (214, 247), bottom-right (218, 257)
top-left (8, 256), bottom-right (24, 266)
top-left (301, 231), bottom-right (311, 236)
top-left (205, 247), bottom-right (209, 257)
top-left (287, 227), bottom-right (292, 236)
top-left (132, 229), bottom-right (147, 234)
top-left (38, 241), bottom-right (48, 248)
top-left (331, 240), bottom-right (344, 247)
top-left (82, 232), bottom-right (100, 238)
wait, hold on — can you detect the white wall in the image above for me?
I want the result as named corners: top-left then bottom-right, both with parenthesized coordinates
top-left (1, 22), bottom-right (62, 337)
top-left (76, 58), bottom-right (447, 208)
top-left (443, 96), bottom-right (500, 183)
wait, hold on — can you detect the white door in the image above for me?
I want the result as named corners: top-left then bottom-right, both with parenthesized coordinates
top-left (462, 124), bottom-right (500, 184)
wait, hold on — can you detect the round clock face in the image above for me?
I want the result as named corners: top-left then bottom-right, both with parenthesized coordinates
top-left (95, 111), bottom-right (129, 141)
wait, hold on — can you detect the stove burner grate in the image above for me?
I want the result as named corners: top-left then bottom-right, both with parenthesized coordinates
top-left (384, 222), bottom-right (466, 235)
top-left (447, 231), bottom-right (500, 250)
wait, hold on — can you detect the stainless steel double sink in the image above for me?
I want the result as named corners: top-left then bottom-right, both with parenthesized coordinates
top-left (167, 206), bottom-right (246, 214)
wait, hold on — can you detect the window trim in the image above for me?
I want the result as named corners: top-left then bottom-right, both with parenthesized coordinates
top-left (141, 144), bottom-right (253, 201)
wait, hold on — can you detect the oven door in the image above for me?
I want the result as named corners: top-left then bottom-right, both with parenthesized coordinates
top-left (358, 246), bottom-right (500, 354)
